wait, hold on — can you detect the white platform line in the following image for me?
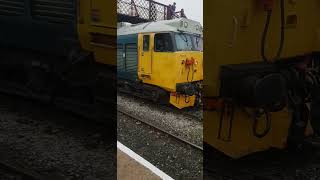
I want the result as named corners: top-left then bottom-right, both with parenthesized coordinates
top-left (117, 141), bottom-right (174, 180)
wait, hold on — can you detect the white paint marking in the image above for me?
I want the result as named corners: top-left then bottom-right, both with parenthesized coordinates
top-left (117, 141), bottom-right (175, 180)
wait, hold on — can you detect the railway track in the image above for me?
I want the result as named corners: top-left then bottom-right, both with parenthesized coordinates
top-left (157, 105), bottom-right (202, 121)
top-left (0, 93), bottom-right (116, 179)
top-left (117, 108), bottom-right (203, 151)
top-left (0, 161), bottom-right (44, 180)
top-left (0, 155), bottom-right (63, 180)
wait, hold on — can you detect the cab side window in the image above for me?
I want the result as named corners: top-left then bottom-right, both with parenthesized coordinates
top-left (143, 35), bottom-right (150, 51)
top-left (154, 33), bottom-right (173, 52)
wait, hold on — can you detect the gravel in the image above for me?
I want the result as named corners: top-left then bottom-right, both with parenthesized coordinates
top-left (0, 167), bottom-right (21, 180)
top-left (117, 93), bottom-right (203, 147)
top-left (0, 94), bottom-right (116, 179)
top-left (118, 112), bottom-right (203, 179)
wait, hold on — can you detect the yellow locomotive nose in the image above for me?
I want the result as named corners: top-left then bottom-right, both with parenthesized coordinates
top-left (169, 52), bottom-right (203, 109)
top-left (170, 93), bottom-right (197, 109)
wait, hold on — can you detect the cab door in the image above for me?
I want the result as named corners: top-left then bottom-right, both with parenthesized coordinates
top-left (138, 33), bottom-right (153, 75)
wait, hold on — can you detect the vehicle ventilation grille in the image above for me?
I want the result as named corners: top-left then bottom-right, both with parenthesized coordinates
top-left (0, 0), bottom-right (25, 16)
top-left (31, 0), bottom-right (76, 24)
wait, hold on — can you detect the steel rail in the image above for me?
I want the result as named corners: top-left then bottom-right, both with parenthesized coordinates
top-left (118, 108), bottom-right (203, 151)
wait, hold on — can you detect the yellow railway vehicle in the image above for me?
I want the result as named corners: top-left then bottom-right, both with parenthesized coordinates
top-left (117, 18), bottom-right (203, 109)
top-left (204, 0), bottom-right (320, 158)
top-left (0, 0), bottom-right (116, 119)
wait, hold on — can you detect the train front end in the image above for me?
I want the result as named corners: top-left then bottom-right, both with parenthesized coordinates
top-left (204, 0), bottom-right (320, 158)
top-left (169, 32), bottom-right (203, 109)
top-left (158, 19), bottom-right (203, 109)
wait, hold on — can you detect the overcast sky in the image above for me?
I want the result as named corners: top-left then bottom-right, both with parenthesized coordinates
top-left (156, 0), bottom-right (203, 25)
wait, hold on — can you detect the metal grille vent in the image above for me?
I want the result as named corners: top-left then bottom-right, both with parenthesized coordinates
top-left (31, 0), bottom-right (76, 24)
top-left (0, 0), bottom-right (25, 16)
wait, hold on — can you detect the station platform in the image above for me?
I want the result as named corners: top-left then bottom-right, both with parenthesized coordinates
top-left (117, 142), bottom-right (173, 180)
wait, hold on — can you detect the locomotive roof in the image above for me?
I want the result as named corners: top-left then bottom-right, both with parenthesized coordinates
top-left (117, 18), bottom-right (203, 36)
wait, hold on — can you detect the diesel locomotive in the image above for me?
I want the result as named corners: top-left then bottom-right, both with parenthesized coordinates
top-left (117, 18), bottom-right (203, 109)
top-left (204, 0), bottom-right (320, 158)
top-left (0, 0), bottom-right (116, 119)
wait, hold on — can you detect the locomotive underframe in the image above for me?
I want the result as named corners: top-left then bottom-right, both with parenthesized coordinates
top-left (0, 47), bottom-right (116, 121)
top-left (118, 78), bottom-right (202, 108)
top-left (205, 53), bottom-right (320, 158)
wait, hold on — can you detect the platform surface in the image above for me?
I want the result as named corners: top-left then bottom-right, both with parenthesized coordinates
top-left (117, 149), bottom-right (161, 180)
